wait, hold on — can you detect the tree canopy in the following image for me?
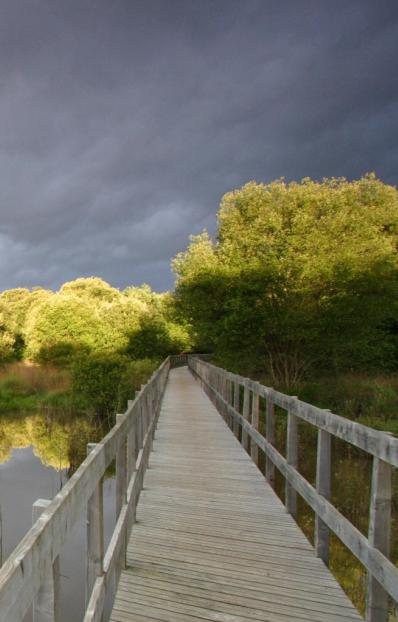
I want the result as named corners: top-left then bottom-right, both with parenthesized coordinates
top-left (173, 175), bottom-right (398, 385)
top-left (0, 277), bottom-right (190, 365)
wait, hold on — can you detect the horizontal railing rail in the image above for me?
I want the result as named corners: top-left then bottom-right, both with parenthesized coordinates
top-left (0, 356), bottom-right (172, 622)
top-left (188, 356), bottom-right (398, 622)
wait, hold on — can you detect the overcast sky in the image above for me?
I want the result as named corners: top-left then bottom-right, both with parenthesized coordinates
top-left (0, 0), bottom-right (397, 292)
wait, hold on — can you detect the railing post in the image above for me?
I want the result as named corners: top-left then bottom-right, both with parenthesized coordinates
top-left (116, 414), bottom-right (128, 576)
top-left (366, 457), bottom-right (392, 622)
top-left (32, 499), bottom-right (60, 622)
top-left (126, 401), bottom-right (138, 532)
top-left (233, 381), bottom-right (240, 438)
top-left (136, 390), bottom-right (144, 449)
top-left (226, 375), bottom-right (234, 428)
top-left (285, 398), bottom-right (298, 518)
top-left (225, 375), bottom-right (232, 428)
top-left (219, 372), bottom-right (225, 421)
top-left (148, 384), bottom-right (155, 450)
top-left (127, 400), bottom-right (137, 481)
top-left (251, 385), bottom-right (260, 466)
top-left (0, 505), bottom-right (2, 568)
top-left (141, 384), bottom-right (148, 435)
top-left (86, 443), bottom-right (104, 608)
top-left (242, 384), bottom-right (250, 452)
top-left (315, 428), bottom-right (331, 564)
top-left (116, 415), bottom-right (128, 519)
top-left (265, 391), bottom-right (275, 488)
top-left (227, 375), bottom-right (233, 407)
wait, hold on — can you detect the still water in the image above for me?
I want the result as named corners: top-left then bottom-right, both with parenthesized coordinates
top-left (0, 411), bottom-right (115, 622)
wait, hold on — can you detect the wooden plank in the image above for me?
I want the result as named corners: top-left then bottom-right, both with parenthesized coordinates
top-left (110, 367), bottom-right (363, 622)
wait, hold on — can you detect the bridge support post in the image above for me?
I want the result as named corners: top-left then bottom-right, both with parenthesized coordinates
top-left (265, 392), bottom-right (275, 488)
top-left (32, 499), bottom-right (60, 622)
top-left (285, 400), bottom-right (298, 518)
top-left (315, 428), bottom-right (331, 565)
top-left (86, 443), bottom-right (104, 609)
top-left (366, 457), bottom-right (391, 622)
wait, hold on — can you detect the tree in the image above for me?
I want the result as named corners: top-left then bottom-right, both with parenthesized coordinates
top-left (58, 277), bottom-right (120, 303)
top-left (173, 175), bottom-right (398, 385)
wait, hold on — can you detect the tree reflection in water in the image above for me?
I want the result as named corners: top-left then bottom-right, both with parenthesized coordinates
top-left (0, 411), bottom-right (114, 622)
top-left (0, 410), bottom-right (108, 476)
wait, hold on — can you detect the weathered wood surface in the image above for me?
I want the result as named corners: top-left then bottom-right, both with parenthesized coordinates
top-left (190, 359), bottom-right (398, 467)
top-left (189, 357), bottom-right (398, 616)
top-left (110, 367), bottom-right (362, 622)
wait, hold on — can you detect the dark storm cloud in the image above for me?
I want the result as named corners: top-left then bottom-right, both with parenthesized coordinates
top-left (0, 0), bottom-right (397, 291)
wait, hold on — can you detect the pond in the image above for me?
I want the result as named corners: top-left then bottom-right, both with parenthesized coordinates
top-left (0, 411), bottom-right (115, 622)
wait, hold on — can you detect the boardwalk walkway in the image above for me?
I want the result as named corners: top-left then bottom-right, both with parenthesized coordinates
top-left (110, 366), bottom-right (361, 622)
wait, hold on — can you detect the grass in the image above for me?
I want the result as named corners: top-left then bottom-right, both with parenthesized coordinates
top-left (0, 362), bottom-right (70, 413)
top-left (286, 373), bottom-right (398, 434)
top-left (0, 358), bottom-right (161, 417)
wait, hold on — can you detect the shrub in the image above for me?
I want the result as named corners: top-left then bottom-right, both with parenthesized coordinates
top-left (36, 342), bottom-right (90, 368)
top-left (71, 353), bottom-right (129, 417)
top-left (70, 354), bottom-right (159, 418)
top-left (125, 315), bottom-right (190, 359)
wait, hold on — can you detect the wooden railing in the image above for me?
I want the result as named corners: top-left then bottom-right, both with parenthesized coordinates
top-left (188, 356), bottom-right (398, 622)
top-left (0, 356), bottom-right (172, 622)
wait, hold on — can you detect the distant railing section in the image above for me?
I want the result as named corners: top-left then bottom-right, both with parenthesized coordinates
top-left (188, 356), bottom-right (398, 622)
top-left (0, 357), bottom-right (171, 622)
top-left (170, 353), bottom-right (211, 367)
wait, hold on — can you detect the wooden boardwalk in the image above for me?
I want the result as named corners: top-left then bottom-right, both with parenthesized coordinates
top-left (110, 366), bottom-right (362, 622)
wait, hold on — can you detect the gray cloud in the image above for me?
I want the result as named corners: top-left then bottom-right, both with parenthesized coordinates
top-left (0, 0), bottom-right (397, 291)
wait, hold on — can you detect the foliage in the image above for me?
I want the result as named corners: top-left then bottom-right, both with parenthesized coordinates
top-left (71, 353), bottom-right (130, 416)
top-left (284, 373), bottom-right (398, 432)
top-left (173, 175), bottom-right (398, 385)
top-left (125, 314), bottom-right (190, 359)
top-left (70, 353), bottom-right (159, 418)
top-left (58, 277), bottom-right (120, 302)
top-left (0, 276), bottom-right (191, 420)
top-left (0, 277), bottom-right (191, 366)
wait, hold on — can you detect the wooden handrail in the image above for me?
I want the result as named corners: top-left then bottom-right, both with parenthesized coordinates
top-left (188, 356), bottom-right (397, 622)
top-left (0, 357), bottom-right (170, 622)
